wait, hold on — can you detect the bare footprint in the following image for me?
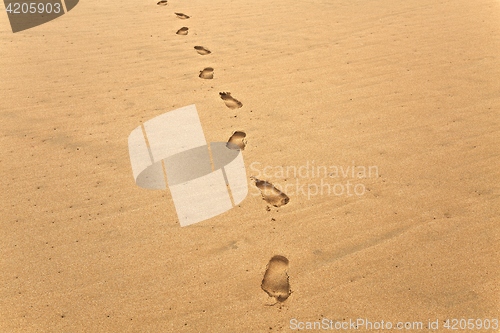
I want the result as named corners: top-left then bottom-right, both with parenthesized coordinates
top-left (262, 255), bottom-right (291, 302)
top-left (156, 0), bottom-right (167, 5)
top-left (199, 67), bottom-right (214, 79)
top-left (219, 92), bottom-right (243, 109)
top-left (227, 131), bottom-right (246, 150)
top-left (194, 46), bottom-right (211, 55)
top-left (174, 12), bottom-right (190, 19)
top-left (252, 178), bottom-right (289, 207)
top-left (176, 27), bottom-right (189, 35)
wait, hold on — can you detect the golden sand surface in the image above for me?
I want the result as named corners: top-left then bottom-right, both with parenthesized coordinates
top-left (1, 0), bottom-right (499, 331)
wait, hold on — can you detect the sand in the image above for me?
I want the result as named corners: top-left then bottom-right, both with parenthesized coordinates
top-left (1, 0), bottom-right (499, 331)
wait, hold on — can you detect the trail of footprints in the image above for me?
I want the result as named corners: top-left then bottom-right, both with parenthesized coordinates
top-left (158, 0), bottom-right (289, 209)
top-left (158, 0), bottom-right (291, 302)
top-left (160, 3), bottom-right (243, 109)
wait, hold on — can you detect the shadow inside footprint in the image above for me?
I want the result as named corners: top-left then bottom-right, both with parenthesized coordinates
top-left (176, 27), bottom-right (189, 35)
top-left (219, 92), bottom-right (243, 109)
top-left (199, 67), bottom-right (214, 79)
top-left (174, 12), bottom-right (190, 19)
top-left (262, 255), bottom-right (291, 302)
top-left (252, 178), bottom-right (289, 207)
top-left (194, 46), bottom-right (211, 55)
top-left (156, 0), bottom-right (168, 5)
top-left (227, 131), bottom-right (246, 150)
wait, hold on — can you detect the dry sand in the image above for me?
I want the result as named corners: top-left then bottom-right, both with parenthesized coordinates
top-left (1, 0), bottom-right (500, 331)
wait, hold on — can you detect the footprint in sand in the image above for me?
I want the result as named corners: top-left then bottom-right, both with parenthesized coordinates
top-left (174, 12), bottom-right (190, 19)
top-left (194, 46), bottom-right (211, 55)
top-left (262, 255), bottom-right (291, 302)
top-left (199, 67), bottom-right (214, 79)
top-left (176, 27), bottom-right (189, 35)
top-left (156, 0), bottom-right (168, 5)
top-left (226, 131), bottom-right (246, 150)
top-left (219, 92), bottom-right (243, 109)
top-left (252, 178), bottom-right (289, 207)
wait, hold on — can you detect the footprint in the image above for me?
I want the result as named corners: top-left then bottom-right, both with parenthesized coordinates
top-left (226, 131), bottom-right (246, 150)
top-left (199, 67), bottom-right (214, 79)
top-left (194, 46), bottom-right (211, 55)
top-left (261, 255), bottom-right (291, 302)
top-left (252, 178), bottom-right (289, 207)
top-left (174, 12), bottom-right (190, 19)
top-left (219, 92), bottom-right (243, 109)
top-left (176, 27), bottom-right (189, 35)
top-left (156, 0), bottom-right (167, 5)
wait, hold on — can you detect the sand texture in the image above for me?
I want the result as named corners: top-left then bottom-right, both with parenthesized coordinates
top-left (1, 0), bottom-right (499, 331)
